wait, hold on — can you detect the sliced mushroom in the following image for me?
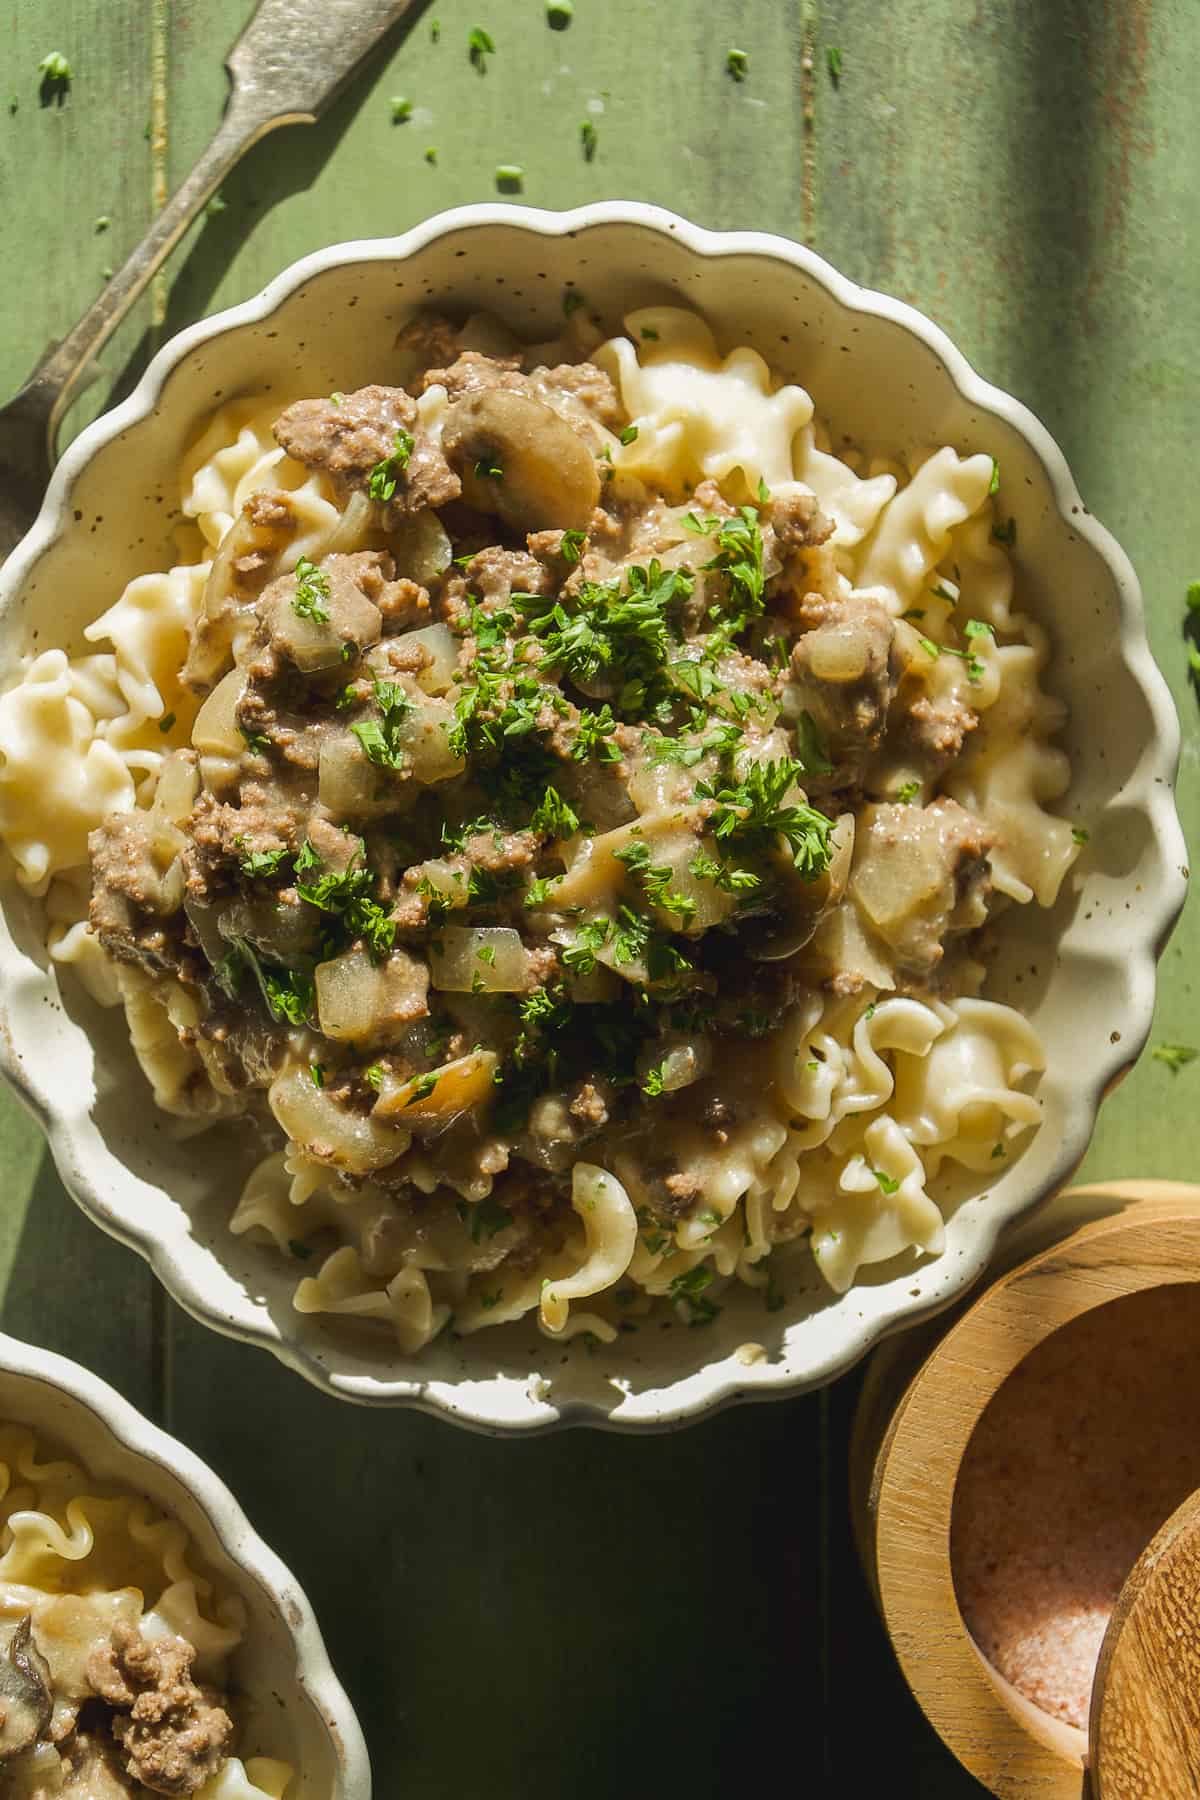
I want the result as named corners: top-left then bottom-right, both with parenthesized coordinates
top-left (0, 1614), bottom-right (53, 1759)
top-left (440, 388), bottom-right (600, 532)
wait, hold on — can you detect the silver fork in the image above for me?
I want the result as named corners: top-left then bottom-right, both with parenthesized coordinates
top-left (0, 0), bottom-right (414, 561)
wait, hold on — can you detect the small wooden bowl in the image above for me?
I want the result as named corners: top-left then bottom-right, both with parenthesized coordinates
top-left (851, 1179), bottom-right (1200, 1800)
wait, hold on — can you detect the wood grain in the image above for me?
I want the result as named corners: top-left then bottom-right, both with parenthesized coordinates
top-left (1092, 1487), bottom-right (1200, 1798)
top-left (0, 4), bottom-right (1197, 1796)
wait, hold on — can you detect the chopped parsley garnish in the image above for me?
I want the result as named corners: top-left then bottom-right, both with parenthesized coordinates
top-left (547, 0), bottom-right (573, 25)
top-left (95, 215), bottom-right (110, 233)
top-left (726, 47), bottom-right (748, 80)
top-left (1152, 1043), bottom-right (1198, 1074)
top-left (641, 1062), bottom-right (668, 1096)
top-left (367, 429), bottom-right (414, 501)
top-left (514, 560), bottom-right (690, 703)
top-left (391, 96), bottom-right (413, 123)
top-left (364, 1063), bottom-right (385, 1090)
top-left (294, 843), bottom-right (396, 961)
top-left (826, 45), bottom-right (843, 83)
top-left (991, 1142), bottom-right (1006, 1160)
top-left (474, 455), bottom-right (503, 479)
top-left (1072, 826), bottom-right (1090, 846)
top-left (462, 1196), bottom-right (513, 1241)
top-left (405, 1072), bottom-right (440, 1105)
top-left (468, 25), bottom-right (495, 67)
top-left (686, 503), bottom-right (766, 635)
top-left (562, 290), bottom-right (586, 318)
top-left (794, 709), bottom-right (832, 776)
top-left (895, 781), bottom-right (921, 804)
top-left (495, 165), bottom-right (524, 191)
top-left (561, 917), bottom-right (611, 975)
top-left (964, 618), bottom-right (995, 640)
top-left (687, 851), bottom-right (760, 895)
top-left (239, 846), bottom-right (289, 879)
top-left (992, 516), bottom-right (1017, 547)
top-left (614, 840), bottom-right (697, 923)
top-left (558, 530), bottom-right (588, 568)
top-left (989, 458), bottom-right (1000, 495)
top-left (619, 424), bottom-right (639, 445)
top-left (573, 706), bottom-right (620, 763)
top-left (262, 965), bottom-right (315, 1027)
top-left (529, 784), bottom-right (580, 840)
top-left (424, 146), bottom-right (438, 164)
top-left (350, 680), bottom-right (413, 771)
top-left (292, 557), bottom-right (331, 623)
top-left (668, 1264), bottom-right (721, 1326)
top-left (580, 118), bottom-right (597, 160)
top-left (873, 1168), bottom-right (899, 1196)
top-left (158, 712), bottom-right (176, 733)
top-left (699, 759), bottom-right (833, 879)
top-left (524, 875), bottom-right (561, 909)
top-left (239, 724), bottom-right (271, 755)
top-left (204, 194), bottom-right (227, 218)
top-left (309, 1063), bottom-right (325, 1089)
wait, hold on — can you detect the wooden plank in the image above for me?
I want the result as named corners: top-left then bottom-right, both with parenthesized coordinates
top-left (817, 0), bottom-right (1200, 1185)
top-left (167, 1312), bottom-right (826, 1798)
top-left (0, 1), bottom-right (158, 439)
top-left (0, 3), bottom-right (159, 1410)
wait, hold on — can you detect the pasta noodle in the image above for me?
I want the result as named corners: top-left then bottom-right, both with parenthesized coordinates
top-left (0, 301), bottom-right (1081, 1347)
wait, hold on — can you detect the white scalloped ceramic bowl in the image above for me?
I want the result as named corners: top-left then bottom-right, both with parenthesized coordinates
top-left (0, 1330), bottom-right (369, 1793)
top-left (0, 204), bottom-right (1186, 1431)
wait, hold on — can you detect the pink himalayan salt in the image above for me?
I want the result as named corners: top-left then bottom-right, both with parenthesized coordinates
top-left (950, 1283), bottom-right (1200, 1731)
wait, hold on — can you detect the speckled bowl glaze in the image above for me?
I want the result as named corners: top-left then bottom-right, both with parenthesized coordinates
top-left (0, 1330), bottom-right (369, 1794)
top-left (0, 204), bottom-right (1186, 1431)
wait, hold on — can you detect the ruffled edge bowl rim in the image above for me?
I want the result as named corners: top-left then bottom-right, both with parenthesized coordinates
top-left (0, 1328), bottom-right (371, 1792)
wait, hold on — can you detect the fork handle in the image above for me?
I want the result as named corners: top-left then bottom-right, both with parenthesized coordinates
top-left (14, 91), bottom-right (302, 454)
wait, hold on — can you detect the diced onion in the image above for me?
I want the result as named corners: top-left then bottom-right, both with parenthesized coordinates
top-left (315, 945), bottom-right (429, 1045)
top-left (429, 926), bottom-right (528, 993)
top-left (191, 669), bottom-right (246, 756)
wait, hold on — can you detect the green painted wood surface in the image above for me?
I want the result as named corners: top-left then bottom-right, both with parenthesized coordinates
top-left (1, 3), bottom-right (1197, 1794)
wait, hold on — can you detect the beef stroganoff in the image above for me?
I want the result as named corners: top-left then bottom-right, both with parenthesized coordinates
top-left (0, 305), bottom-right (1076, 1350)
top-left (0, 1426), bottom-right (291, 1797)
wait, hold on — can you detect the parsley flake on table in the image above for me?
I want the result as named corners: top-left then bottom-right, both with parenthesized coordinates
top-left (468, 25), bottom-right (496, 69)
top-left (580, 118), bottom-right (597, 160)
top-left (1152, 1043), bottom-right (1198, 1074)
top-left (826, 45), bottom-right (843, 84)
top-left (726, 47), bottom-right (749, 81)
top-left (546, 0), bottom-right (573, 25)
top-left (495, 164), bottom-right (524, 192)
top-left (38, 51), bottom-right (73, 88)
top-left (424, 146), bottom-right (438, 164)
top-left (367, 429), bottom-right (414, 502)
top-left (1187, 580), bottom-right (1200, 613)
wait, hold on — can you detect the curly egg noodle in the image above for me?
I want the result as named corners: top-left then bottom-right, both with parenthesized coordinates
top-left (0, 305), bottom-right (1076, 1353)
top-left (0, 1425), bottom-right (291, 1796)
